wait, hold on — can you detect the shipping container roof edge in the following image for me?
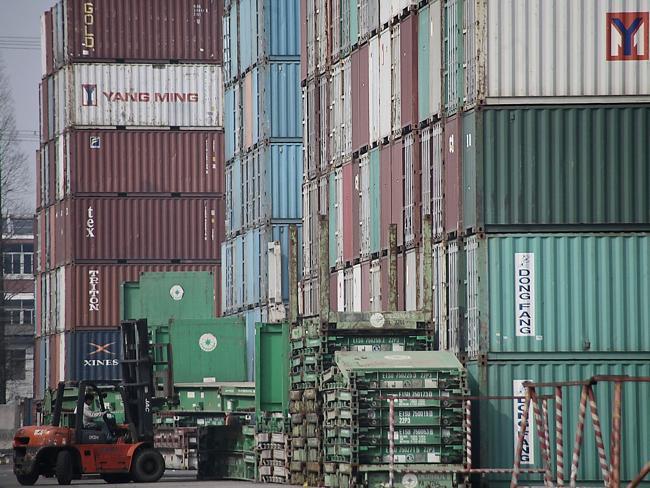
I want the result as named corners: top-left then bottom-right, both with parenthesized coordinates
top-left (334, 351), bottom-right (463, 374)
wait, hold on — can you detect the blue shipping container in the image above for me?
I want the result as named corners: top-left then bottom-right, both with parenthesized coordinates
top-left (66, 330), bottom-right (123, 381)
top-left (243, 307), bottom-right (264, 381)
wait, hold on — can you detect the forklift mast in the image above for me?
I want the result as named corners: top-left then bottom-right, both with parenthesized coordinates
top-left (120, 319), bottom-right (158, 443)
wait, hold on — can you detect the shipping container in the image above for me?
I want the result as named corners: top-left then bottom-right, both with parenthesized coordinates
top-left (65, 329), bottom-right (122, 381)
top-left (433, 242), bottom-right (448, 350)
top-left (50, 196), bottom-right (224, 264)
top-left (403, 132), bottom-right (420, 247)
top-left (222, 224), bottom-right (302, 314)
top-left (463, 106), bottom-right (650, 232)
top-left (368, 36), bottom-right (380, 143)
top-left (400, 13), bottom-right (418, 129)
top-left (243, 307), bottom-right (264, 381)
top-left (255, 322), bottom-right (290, 414)
top-left (46, 63), bottom-right (223, 138)
top-left (48, 333), bottom-right (66, 391)
top-left (468, 359), bottom-right (650, 486)
top-left (37, 263), bottom-right (221, 333)
top-left (465, 233), bottom-right (650, 358)
top-left (351, 44), bottom-right (369, 152)
top-left (224, 0), bottom-right (300, 83)
top-left (446, 239), bottom-right (465, 354)
top-left (420, 122), bottom-right (444, 239)
top-left (463, 0), bottom-right (650, 110)
top-left (444, 115), bottom-right (462, 236)
top-left (444, 0), bottom-right (462, 116)
top-left (34, 337), bottom-right (46, 399)
top-left (225, 143), bottom-right (302, 237)
top-left (44, 0), bottom-right (223, 75)
top-left (359, 0), bottom-right (379, 42)
top-left (418, 2), bottom-right (442, 122)
top-left (39, 130), bottom-right (224, 203)
top-left (378, 28), bottom-right (393, 140)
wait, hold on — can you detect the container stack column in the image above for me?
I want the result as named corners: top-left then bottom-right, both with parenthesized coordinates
top-left (36, 0), bottom-right (225, 394)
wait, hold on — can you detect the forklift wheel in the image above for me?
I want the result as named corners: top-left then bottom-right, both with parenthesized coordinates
top-left (101, 473), bottom-right (131, 484)
top-left (15, 472), bottom-right (39, 486)
top-left (131, 449), bottom-right (164, 483)
top-left (55, 451), bottom-right (73, 485)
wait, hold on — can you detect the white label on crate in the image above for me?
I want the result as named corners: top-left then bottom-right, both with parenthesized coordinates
top-left (203, 377), bottom-right (216, 383)
top-left (515, 252), bottom-right (535, 336)
top-left (424, 379), bottom-right (438, 388)
top-left (392, 344), bottom-right (404, 351)
top-left (402, 473), bottom-right (419, 488)
top-left (513, 379), bottom-right (535, 465)
top-left (186, 392), bottom-right (195, 399)
top-left (427, 452), bottom-right (441, 463)
top-left (357, 345), bottom-right (375, 352)
top-left (200, 392), bottom-right (205, 399)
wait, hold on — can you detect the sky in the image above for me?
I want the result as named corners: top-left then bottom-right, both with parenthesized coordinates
top-left (0, 0), bottom-right (55, 213)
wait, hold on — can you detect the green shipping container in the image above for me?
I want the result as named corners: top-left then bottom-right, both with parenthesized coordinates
top-left (463, 106), bottom-right (650, 231)
top-left (468, 360), bottom-right (650, 486)
top-left (464, 234), bottom-right (650, 357)
top-left (255, 322), bottom-right (290, 414)
top-left (121, 272), bottom-right (215, 326)
top-left (417, 2), bottom-right (442, 122)
top-left (168, 318), bottom-right (247, 383)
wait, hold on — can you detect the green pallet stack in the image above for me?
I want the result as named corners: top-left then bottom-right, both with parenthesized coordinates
top-left (197, 424), bottom-right (257, 481)
top-left (321, 351), bottom-right (466, 488)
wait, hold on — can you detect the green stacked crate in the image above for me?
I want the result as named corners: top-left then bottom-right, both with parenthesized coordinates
top-left (197, 423), bottom-right (257, 481)
top-left (322, 351), bottom-right (466, 487)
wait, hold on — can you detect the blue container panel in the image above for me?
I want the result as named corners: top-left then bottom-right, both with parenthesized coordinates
top-left (252, 67), bottom-right (260, 145)
top-left (261, 62), bottom-right (302, 140)
top-left (262, 0), bottom-right (301, 58)
top-left (239, 0), bottom-right (258, 74)
top-left (243, 227), bottom-right (262, 307)
top-left (268, 143), bottom-right (303, 221)
top-left (243, 307), bottom-right (264, 381)
top-left (225, 87), bottom-right (236, 160)
top-left (268, 223), bottom-right (303, 301)
top-left (231, 157), bottom-right (242, 232)
top-left (221, 241), bottom-right (228, 310)
top-left (234, 235), bottom-right (245, 309)
top-left (66, 330), bottom-right (123, 381)
top-left (228, 3), bottom-right (239, 82)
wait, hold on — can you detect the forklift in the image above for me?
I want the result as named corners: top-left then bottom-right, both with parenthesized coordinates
top-left (13, 320), bottom-right (166, 485)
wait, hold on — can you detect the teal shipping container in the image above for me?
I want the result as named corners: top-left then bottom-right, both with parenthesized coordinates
top-left (465, 233), bottom-right (650, 358)
top-left (462, 106), bottom-right (650, 232)
top-left (255, 322), bottom-right (290, 414)
top-left (468, 360), bottom-right (650, 486)
top-left (417, 2), bottom-right (442, 122)
top-left (121, 272), bottom-right (215, 326)
top-left (224, 0), bottom-right (300, 82)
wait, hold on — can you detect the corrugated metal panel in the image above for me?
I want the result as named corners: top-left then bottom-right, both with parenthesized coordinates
top-left (469, 359), bottom-right (650, 485)
top-left (468, 233), bottom-right (650, 354)
top-left (400, 13), bottom-right (418, 129)
top-left (379, 28), bottom-right (392, 140)
top-left (403, 133), bottom-right (416, 246)
top-left (474, 0), bottom-right (650, 107)
top-left (330, 62), bottom-right (343, 164)
top-left (239, 0), bottom-right (258, 74)
top-left (369, 147), bottom-right (381, 254)
top-left (47, 130), bottom-right (224, 196)
top-left (41, 11), bottom-right (52, 77)
top-left (379, 0), bottom-right (391, 27)
top-left (418, 2), bottom-right (442, 122)
top-left (391, 140), bottom-right (404, 248)
top-left (379, 144), bottom-right (392, 250)
top-left (260, 62), bottom-right (302, 141)
top-left (227, 1), bottom-right (239, 83)
top-left (360, 261), bottom-right (370, 310)
top-left (405, 249), bottom-right (417, 311)
top-left (342, 57), bottom-right (352, 158)
top-left (260, 0), bottom-right (301, 59)
top-left (243, 307), bottom-right (265, 381)
top-left (433, 242), bottom-right (448, 350)
top-left (342, 162), bottom-right (354, 263)
top-left (305, 80), bottom-right (320, 177)
top-left (444, 0), bottom-right (461, 116)
top-left (359, 153), bottom-right (371, 258)
top-left (444, 115), bottom-right (462, 235)
top-left (447, 240), bottom-right (465, 354)
top-left (316, 0), bottom-right (328, 74)
top-left (319, 74), bottom-right (330, 171)
top-left (359, 0), bottom-right (379, 42)
top-left (368, 35), bottom-right (381, 143)
top-left (50, 64), bottom-right (223, 134)
top-left (225, 87), bottom-right (236, 161)
top-left (306, 0), bottom-right (317, 79)
top-left (66, 329), bottom-right (122, 381)
top-left (331, 0), bottom-right (341, 60)
top-left (464, 106), bottom-right (650, 231)
top-left (243, 228), bottom-right (262, 308)
top-left (349, 0), bottom-right (359, 48)
top-left (369, 258), bottom-right (381, 312)
top-left (52, 263), bottom-right (221, 329)
top-left (351, 44), bottom-right (370, 151)
top-left (52, 197), bottom-right (224, 264)
top-left (391, 24), bottom-right (401, 133)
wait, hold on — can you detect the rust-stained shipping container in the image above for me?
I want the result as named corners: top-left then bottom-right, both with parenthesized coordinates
top-left (351, 44), bottom-right (369, 152)
top-left (39, 130), bottom-right (223, 204)
top-left (444, 115), bottom-right (462, 236)
top-left (43, 0), bottom-right (223, 77)
top-left (51, 196), bottom-right (224, 265)
top-left (37, 264), bottom-right (221, 332)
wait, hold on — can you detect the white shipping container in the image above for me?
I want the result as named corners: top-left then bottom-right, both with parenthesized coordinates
top-left (352, 264), bottom-right (362, 312)
top-left (405, 249), bottom-right (417, 311)
top-left (317, 0), bottom-right (328, 73)
top-left (379, 28), bottom-right (392, 140)
top-left (447, 241), bottom-right (460, 354)
top-left (359, 153), bottom-right (371, 257)
top-left (431, 122), bottom-right (444, 239)
top-left (342, 57), bottom-right (352, 158)
top-left (319, 76), bottom-right (329, 172)
top-left (391, 24), bottom-right (401, 134)
top-left (433, 242), bottom-right (448, 350)
top-left (469, 0), bottom-right (650, 106)
top-left (330, 63), bottom-right (343, 163)
top-left (337, 269), bottom-right (345, 312)
top-left (429, 2), bottom-right (443, 117)
top-left (368, 36), bottom-right (380, 143)
top-left (465, 235), bottom-right (479, 360)
top-left (404, 132), bottom-right (415, 245)
top-left (369, 259), bottom-right (381, 312)
top-left (51, 63), bottom-right (223, 132)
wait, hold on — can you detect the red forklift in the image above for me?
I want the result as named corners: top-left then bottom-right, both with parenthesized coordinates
top-left (13, 320), bottom-right (166, 485)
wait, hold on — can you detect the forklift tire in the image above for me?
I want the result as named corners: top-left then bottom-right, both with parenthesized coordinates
top-left (131, 448), bottom-right (164, 483)
top-left (15, 472), bottom-right (39, 486)
top-left (55, 451), bottom-right (74, 485)
top-left (101, 473), bottom-right (131, 483)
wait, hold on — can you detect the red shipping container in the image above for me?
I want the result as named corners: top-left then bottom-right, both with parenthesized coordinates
top-left (41, 10), bottom-right (54, 77)
top-left (444, 115), bottom-right (463, 235)
top-left (352, 44), bottom-right (370, 152)
top-left (36, 150), bottom-right (41, 210)
top-left (46, 0), bottom-right (222, 76)
top-left (45, 130), bottom-right (224, 196)
top-left (51, 196), bottom-right (224, 265)
top-left (400, 14), bottom-right (419, 130)
top-left (39, 81), bottom-right (48, 145)
top-left (342, 161), bottom-right (355, 263)
top-left (59, 263), bottom-right (221, 330)
top-left (35, 274), bottom-right (43, 337)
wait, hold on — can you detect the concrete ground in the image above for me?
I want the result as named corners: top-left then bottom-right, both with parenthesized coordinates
top-left (0, 465), bottom-right (260, 487)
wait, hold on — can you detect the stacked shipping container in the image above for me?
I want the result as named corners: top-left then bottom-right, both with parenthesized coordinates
top-left (301, 0), bottom-right (650, 484)
top-left (36, 0), bottom-right (225, 394)
top-left (221, 0), bottom-right (303, 391)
